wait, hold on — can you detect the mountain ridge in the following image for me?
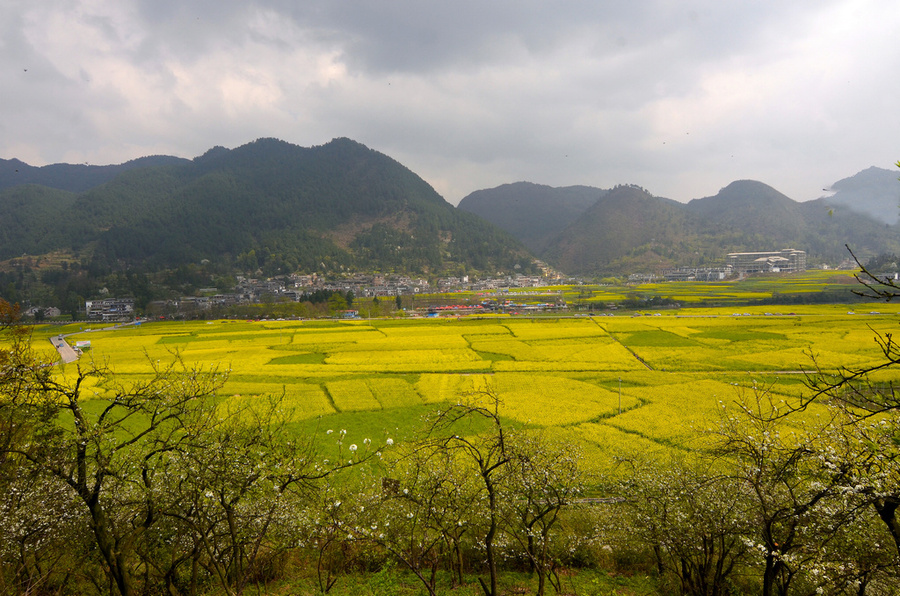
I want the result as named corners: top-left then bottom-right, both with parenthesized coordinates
top-left (457, 182), bottom-right (606, 253)
top-left (821, 166), bottom-right (900, 224)
top-left (0, 138), bottom-right (533, 277)
top-left (0, 154), bottom-right (190, 194)
top-left (1, 141), bottom-right (897, 281)
top-left (464, 177), bottom-right (900, 276)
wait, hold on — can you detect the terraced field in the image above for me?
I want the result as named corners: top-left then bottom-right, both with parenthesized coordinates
top-left (33, 305), bottom-right (900, 472)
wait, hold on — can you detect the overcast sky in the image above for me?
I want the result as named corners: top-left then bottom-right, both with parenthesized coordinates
top-left (3, 0), bottom-right (898, 204)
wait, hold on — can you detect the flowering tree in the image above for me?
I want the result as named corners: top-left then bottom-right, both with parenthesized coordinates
top-left (414, 392), bottom-right (589, 596)
top-left (358, 446), bottom-right (478, 596)
top-left (157, 396), bottom-right (296, 595)
top-left (422, 393), bottom-right (512, 596)
top-left (158, 410), bottom-right (387, 596)
top-left (0, 455), bottom-right (90, 593)
top-left (501, 431), bottom-right (587, 596)
top-left (0, 351), bottom-right (227, 596)
top-left (752, 243), bottom-right (900, 591)
top-left (301, 479), bottom-right (369, 595)
top-left (619, 455), bottom-right (750, 596)
top-left (714, 389), bottom-right (875, 596)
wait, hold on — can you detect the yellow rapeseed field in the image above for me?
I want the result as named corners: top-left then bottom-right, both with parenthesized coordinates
top-left (27, 306), bottom-right (900, 472)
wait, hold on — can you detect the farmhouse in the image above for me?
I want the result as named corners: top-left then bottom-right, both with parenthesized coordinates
top-left (726, 249), bottom-right (807, 274)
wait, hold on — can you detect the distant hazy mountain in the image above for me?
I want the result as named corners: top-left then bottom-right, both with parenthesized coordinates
top-left (686, 180), bottom-right (899, 264)
top-left (0, 138), bottom-right (532, 276)
top-left (457, 182), bottom-right (606, 253)
top-left (822, 166), bottom-right (900, 225)
top-left (0, 155), bottom-right (190, 193)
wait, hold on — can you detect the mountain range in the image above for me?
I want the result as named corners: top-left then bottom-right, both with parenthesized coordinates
top-left (0, 138), bottom-right (532, 278)
top-left (0, 155), bottom-right (190, 194)
top-left (1, 138), bottom-right (897, 284)
top-left (459, 171), bottom-right (900, 276)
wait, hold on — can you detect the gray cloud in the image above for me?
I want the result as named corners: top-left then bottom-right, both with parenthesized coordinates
top-left (3, 0), bottom-right (898, 204)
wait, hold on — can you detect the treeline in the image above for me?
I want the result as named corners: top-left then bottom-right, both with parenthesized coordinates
top-left (4, 296), bottom-right (900, 595)
top-left (0, 259), bottom-right (214, 318)
top-left (756, 288), bottom-right (864, 305)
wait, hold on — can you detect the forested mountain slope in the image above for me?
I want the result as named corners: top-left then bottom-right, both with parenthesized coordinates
top-left (486, 180), bottom-right (899, 276)
top-left (3, 140), bottom-right (895, 281)
top-left (458, 182), bottom-right (606, 253)
top-left (0, 155), bottom-right (189, 193)
top-left (0, 138), bottom-right (533, 276)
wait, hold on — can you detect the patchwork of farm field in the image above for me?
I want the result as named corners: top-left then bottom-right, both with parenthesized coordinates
top-left (439, 269), bottom-right (860, 307)
top-left (32, 304), bottom-right (900, 472)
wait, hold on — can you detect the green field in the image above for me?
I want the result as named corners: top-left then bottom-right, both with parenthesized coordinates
top-left (33, 302), bottom-right (900, 473)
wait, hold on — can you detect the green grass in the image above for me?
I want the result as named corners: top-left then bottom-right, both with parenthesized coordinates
top-left (268, 352), bottom-right (328, 365)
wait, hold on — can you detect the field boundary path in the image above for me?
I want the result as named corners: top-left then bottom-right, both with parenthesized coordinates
top-left (607, 333), bottom-right (653, 371)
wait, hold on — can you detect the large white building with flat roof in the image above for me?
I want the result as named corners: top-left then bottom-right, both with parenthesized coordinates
top-left (726, 249), bottom-right (806, 274)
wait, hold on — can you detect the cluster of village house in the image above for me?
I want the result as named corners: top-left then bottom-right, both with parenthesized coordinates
top-left (82, 273), bottom-right (558, 320)
top-left (75, 248), bottom-right (860, 321)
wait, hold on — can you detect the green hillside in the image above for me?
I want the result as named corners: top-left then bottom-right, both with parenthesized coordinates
top-left (0, 138), bottom-right (533, 277)
top-left (543, 185), bottom-right (700, 274)
top-left (0, 155), bottom-right (189, 193)
top-left (498, 180), bottom-right (900, 276)
top-left (457, 182), bottom-right (606, 253)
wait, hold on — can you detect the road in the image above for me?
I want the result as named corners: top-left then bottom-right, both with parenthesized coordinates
top-left (48, 320), bottom-right (145, 365)
top-left (51, 335), bottom-right (79, 364)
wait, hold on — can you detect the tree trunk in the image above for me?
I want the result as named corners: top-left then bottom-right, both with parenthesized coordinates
top-left (89, 505), bottom-right (134, 596)
top-left (481, 484), bottom-right (499, 596)
top-left (873, 497), bottom-right (900, 555)
top-left (762, 553), bottom-right (776, 596)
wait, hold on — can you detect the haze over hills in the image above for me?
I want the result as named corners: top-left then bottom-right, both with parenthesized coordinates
top-left (822, 166), bottom-right (900, 225)
top-left (0, 138), bottom-right (533, 277)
